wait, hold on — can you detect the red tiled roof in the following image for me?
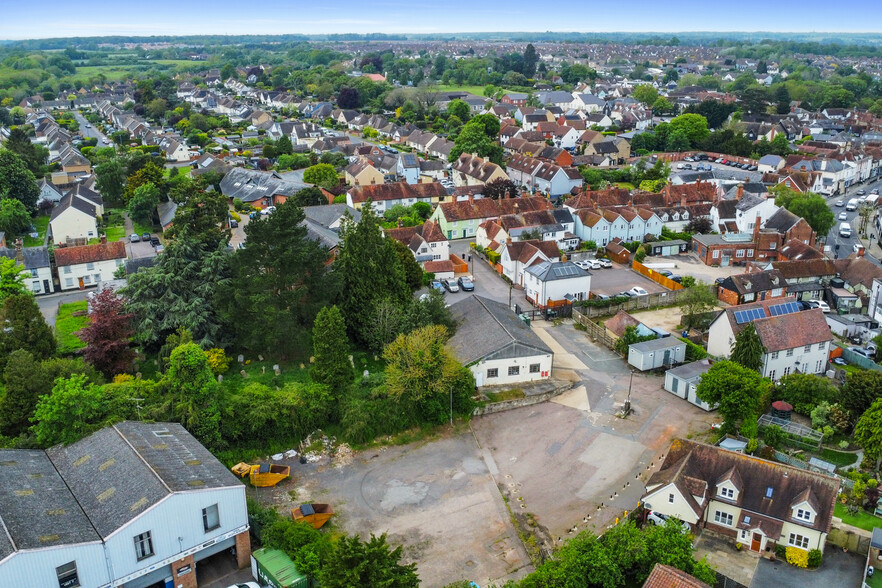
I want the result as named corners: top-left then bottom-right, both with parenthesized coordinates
top-left (438, 196), bottom-right (552, 222)
top-left (54, 241), bottom-right (127, 267)
top-left (642, 564), bottom-right (711, 588)
top-left (753, 308), bottom-right (832, 352)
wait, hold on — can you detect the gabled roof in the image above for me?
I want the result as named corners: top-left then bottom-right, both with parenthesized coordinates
top-left (753, 308), bottom-right (832, 352)
top-left (54, 241), bottom-right (127, 267)
top-left (0, 246), bottom-right (50, 269)
top-left (835, 256), bottom-right (882, 290)
top-left (720, 269), bottom-right (786, 295)
top-left (348, 181), bottom-right (445, 204)
top-left (438, 196), bottom-right (552, 222)
top-left (524, 260), bottom-right (590, 282)
top-left (448, 296), bottom-right (553, 366)
top-left (50, 193), bottom-right (96, 222)
top-left (764, 207), bottom-right (802, 234)
top-left (770, 259), bottom-right (837, 280)
top-left (642, 563), bottom-right (711, 588)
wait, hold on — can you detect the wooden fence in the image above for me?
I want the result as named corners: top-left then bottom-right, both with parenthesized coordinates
top-left (631, 260), bottom-right (684, 290)
top-left (576, 288), bottom-right (691, 319)
top-left (572, 308), bottom-right (619, 351)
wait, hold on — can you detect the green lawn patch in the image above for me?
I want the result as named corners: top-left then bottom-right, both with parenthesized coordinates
top-left (56, 300), bottom-right (89, 354)
top-left (435, 84), bottom-right (493, 96)
top-left (817, 447), bottom-right (859, 468)
top-left (834, 502), bottom-right (882, 532)
top-left (486, 388), bottom-right (526, 402)
top-left (867, 569), bottom-right (882, 588)
top-left (105, 226), bottom-right (126, 242)
top-left (22, 215), bottom-right (50, 247)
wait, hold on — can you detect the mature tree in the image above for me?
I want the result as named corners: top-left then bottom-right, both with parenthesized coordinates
top-left (0, 294), bottom-right (55, 372)
top-left (124, 161), bottom-right (164, 201)
top-left (390, 238), bottom-right (423, 292)
top-left (652, 96), bottom-right (674, 114)
top-left (633, 84), bottom-right (659, 107)
top-left (276, 135), bottom-right (294, 156)
top-left (730, 323), bottom-right (765, 372)
top-left (669, 113), bottom-right (710, 147)
top-left (666, 128), bottom-right (691, 152)
top-left (383, 325), bottom-right (474, 424)
top-left (740, 86), bottom-right (769, 114)
top-left (775, 373), bottom-right (837, 416)
top-left (163, 343), bottom-right (222, 449)
top-left (124, 238), bottom-right (231, 349)
top-left (855, 398), bottom-right (882, 471)
top-left (0, 150), bottom-right (39, 212)
top-left (684, 217), bottom-right (712, 234)
top-left (3, 127), bottom-right (47, 174)
top-left (0, 350), bottom-right (50, 437)
top-left (223, 201), bottom-right (334, 358)
top-left (0, 257), bottom-right (29, 301)
top-left (769, 133), bottom-right (791, 156)
top-left (95, 158), bottom-right (127, 205)
top-left (303, 163), bottom-right (339, 190)
top-left (30, 375), bottom-right (108, 446)
top-left (171, 178), bottom-right (230, 248)
top-left (0, 198), bottom-right (30, 238)
top-left (446, 99), bottom-right (471, 122)
top-left (684, 99), bottom-right (737, 129)
top-left (450, 116), bottom-right (503, 164)
top-left (292, 186), bottom-right (327, 207)
top-left (127, 182), bottom-right (160, 225)
top-left (77, 289), bottom-right (135, 378)
top-left (777, 191), bottom-right (835, 238)
top-left (320, 533), bottom-right (419, 588)
top-left (336, 86), bottom-right (360, 109)
top-left (335, 206), bottom-right (409, 344)
top-left (679, 282), bottom-right (717, 330)
top-left (696, 360), bottom-right (766, 433)
top-left (841, 370), bottom-right (882, 420)
top-left (522, 43), bottom-right (538, 78)
top-left (311, 305), bottom-right (351, 397)
top-left (481, 177), bottom-right (520, 200)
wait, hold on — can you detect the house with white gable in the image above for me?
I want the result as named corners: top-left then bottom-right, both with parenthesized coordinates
top-left (496, 240), bottom-right (561, 285)
top-left (523, 261), bottom-right (591, 308)
top-left (568, 93), bottom-right (606, 113)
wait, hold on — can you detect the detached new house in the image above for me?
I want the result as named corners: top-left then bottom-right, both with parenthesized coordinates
top-left (523, 261), bottom-right (591, 308)
top-left (448, 296), bottom-right (553, 387)
top-left (55, 240), bottom-right (127, 290)
top-left (643, 439), bottom-right (839, 553)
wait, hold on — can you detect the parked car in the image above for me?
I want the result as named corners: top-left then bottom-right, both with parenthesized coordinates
top-left (430, 279), bottom-right (445, 292)
top-left (457, 276), bottom-right (475, 291)
top-left (141, 232), bottom-right (151, 241)
top-left (683, 156), bottom-right (694, 162)
top-left (444, 278), bottom-right (460, 293)
top-left (260, 206), bottom-right (277, 215)
top-left (714, 157), bottom-right (723, 163)
top-left (574, 260), bottom-right (592, 270)
top-left (597, 259), bottom-right (612, 268)
top-left (807, 299), bottom-right (831, 313)
top-left (849, 347), bottom-right (875, 359)
top-left (224, 582), bottom-right (260, 588)
top-left (617, 291), bottom-right (635, 298)
top-left (857, 189), bottom-right (866, 195)
top-left (646, 511), bottom-right (691, 534)
top-left (629, 286), bottom-right (648, 296)
top-left (832, 357), bottom-right (848, 366)
top-left (150, 236), bottom-right (161, 247)
top-left (669, 275), bottom-right (683, 283)
top-left (715, 277), bottom-right (726, 286)
top-left (657, 269), bottom-right (673, 277)
top-left (129, 234), bottom-right (140, 243)
top-left (154, 244), bottom-right (165, 254)
top-left (229, 219), bottom-right (238, 228)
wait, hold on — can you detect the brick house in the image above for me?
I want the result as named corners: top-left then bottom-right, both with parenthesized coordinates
top-left (717, 269), bottom-right (787, 305)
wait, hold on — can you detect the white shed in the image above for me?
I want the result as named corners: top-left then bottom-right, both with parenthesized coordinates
top-left (628, 337), bottom-right (686, 371)
top-left (663, 358), bottom-right (716, 410)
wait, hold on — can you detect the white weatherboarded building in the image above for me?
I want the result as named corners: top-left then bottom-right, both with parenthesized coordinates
top-left (448, 296), bottom-right (553, 387)
top-left (0, 422), bottom-right (251, 588)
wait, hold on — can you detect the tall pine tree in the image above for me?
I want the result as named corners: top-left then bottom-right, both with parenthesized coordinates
top-left (730, 323), bottom-right (765, 373)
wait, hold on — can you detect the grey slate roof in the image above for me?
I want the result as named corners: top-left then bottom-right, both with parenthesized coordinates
top-left (448, 296), bottom-right (553, 365)
top-left (525, 261), bottom-right (590, 282)
top-left (45, 422), bottom-right (239, 539)
top-left (629, 337), bottom-right (684, 353)
top-left (0, 449), bottom-right (99, 557)
top-left (50, 193), bottom-right (96, 221)
top-left (220, 167), bottom-right (311, 203)
top-left (0, 246), bottom-right (50, 269)
top-left (302, 205), bottom-right (361, 251)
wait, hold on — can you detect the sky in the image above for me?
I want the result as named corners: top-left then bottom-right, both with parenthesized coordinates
top-left (2, 0), bottom-right (882, 39)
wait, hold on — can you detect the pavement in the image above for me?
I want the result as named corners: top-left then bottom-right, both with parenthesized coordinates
top-left (750, 545), bottom-right (865, 588)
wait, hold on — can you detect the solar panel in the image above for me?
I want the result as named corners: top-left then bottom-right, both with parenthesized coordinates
top-left (734, 307), bottom-right (767, 324)
top-left (769, 301), bottom-right (800, 317)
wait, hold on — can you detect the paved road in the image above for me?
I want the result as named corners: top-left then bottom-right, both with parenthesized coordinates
top-left (72, 111), bottom-right (111, 146)
top-left (37, 289), bottom-right (91, 325)
top-left (823, 177), bottom-right (882, 263)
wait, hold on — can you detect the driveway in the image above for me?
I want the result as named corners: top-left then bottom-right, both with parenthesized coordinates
top-left (283, 434), bottom-right (532, 588)
top-left (750, 546), bottom-right (865, 588)
top-left (693, 529), bottom-right (760, 586)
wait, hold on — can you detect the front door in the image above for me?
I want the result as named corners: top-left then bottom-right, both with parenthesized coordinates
top-left (77, 277), bottom-right (84, 290)
top-left (751, 532), bottom-right (762, 551)
top-left (43, 279), bottom-right (50, 293)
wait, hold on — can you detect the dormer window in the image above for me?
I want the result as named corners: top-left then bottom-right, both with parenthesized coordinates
top-left (720, 487), bottom-right (734, 499)
top-left (796, 508), bottom-right (812, 521)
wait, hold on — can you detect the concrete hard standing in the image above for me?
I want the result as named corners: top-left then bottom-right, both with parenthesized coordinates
top-left (293, 435), bottom-right (533, 588)
top-left (750, 545), bottom-right (864, 588)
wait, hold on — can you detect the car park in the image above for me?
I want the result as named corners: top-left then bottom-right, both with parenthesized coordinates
top-left (444, 278), bottom-right (460, 293)
top-left (457, 276), bottom-right (475, 291)
top-left (129, 234), bottom-right (140, 243)
top-left (629, 286), bottom-right (648, 296)
top-left (683, 156), bottom-right (694, 162)
top-left (715, 157), bottom-right (723, 163)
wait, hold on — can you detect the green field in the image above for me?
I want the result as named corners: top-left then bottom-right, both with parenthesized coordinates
top-left (435, 84), bottom-right (493, 97)
top-left (22, 216), bottom-right (50, 247)
top-left (73, 66), bottom-right (136, 81)
top-left (55, 300), bottom-right (89, 354)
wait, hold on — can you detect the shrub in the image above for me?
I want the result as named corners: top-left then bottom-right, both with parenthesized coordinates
top-left (764, 424), bottom-right (784, 448)
top-left (786, 546), bottom-right (809, 568)
top-left (807, 549), bottom-right (822, 568)
top-left (230, 211), bottom-right (241, 222)
top-left (635, 249), bottom-right (647, 263)
top-left (746, 438), bottom-right (758, 454)
top-left (775, 543), bottom-right (787, 559)
top-left (487, 250), bottom-right (501, 264)
top-left (839, 440), bottom-right (850, 449)
top-left (233, 198), bottom-right (246, 211)
top-left (679, 337), bottom-right (708, 361)
top-left (205, 348), bottom-right (232, 375)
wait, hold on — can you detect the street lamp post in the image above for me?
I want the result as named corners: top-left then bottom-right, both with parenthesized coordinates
top-left (449, 386), bottom-right (453, 427)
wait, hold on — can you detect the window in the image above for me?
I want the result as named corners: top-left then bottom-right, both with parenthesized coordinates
top-left (736, 249), bottom-right (745, 258)
top-left (719, 487), bottom-right (734, 499)
top-left (134, 531), bottom-right (154, 560)
top-left (32, 281), bottom-right (41, 292)
top-left (771, 351), bottom-right (779, 360)
top-left (770, 242), bottom-right (776, 250)
top-left (529, 364), bottom-right (540, 373)
top-left (93, 274), bottom-right (101, 283)
top-left (816, 360), bottom-right (823, 372)
top-left (487, 368), bottom-right (498, 379)
top-left (203, 504), bottom-right (220, 532)
top-left (57, 561), bottom-right (79, 588)
top-left (819, 341), bottom-right (826, 350)
top-left (795, 508), bottom-right (812, 521)
top-left (508, 366), bottom-right (520, 376)
top-left (669, 493), bottom-right (675, 503)
top-left (783, 367), bottom-right (791, 376)
top-left (768, 370), bottom-right (776, 380)
top-left (712, 250), bottom-right (720, 259)
top-left (786, 349), bottom-right (794, 357)
top-left (86, 262), bottom-right (95, 271)
top-left (804, 345), bottom-right (812, 353)
top-left (83, 276), bottom-right (91, 285)
top-left (772, 288), bottom-right (783, 296)
top-left (747, 249), bottom-right (754, 257)
top-left (743, 293), bottom-right (755, 302)
top-left (30, 269), bottom-right (38, 277)
top-left (714, 511), bottom-right (734, 526)
top-left (788, 533), bottom-right (809, 549)
top-left (748, 222), bottom-right (755, 229)
top-left (65, 278), bottom-right (73, 288)
top-left (64, 266), bottom-right (72, 274)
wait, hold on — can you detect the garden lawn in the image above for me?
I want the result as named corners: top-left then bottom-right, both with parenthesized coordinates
top-left (55, 300), bottom-right (89, 354)
top-left (104, 226), bottom-right (127, 242)
top-left (817, 447), bottom-right (859, 468)
top-left (834, 502), bottom-right (882, 532)
top-left (435, 84), bottom-right (492, 96)
top-left (22, 215), bottom-right (50, 247)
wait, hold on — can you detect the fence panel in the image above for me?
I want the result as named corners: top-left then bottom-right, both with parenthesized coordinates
top-left (837, 345), bottom-right (882, 372)
top-left (573, 308), bottom-right (619, 351)
top-left (631, 260), bottom-right (684, 290)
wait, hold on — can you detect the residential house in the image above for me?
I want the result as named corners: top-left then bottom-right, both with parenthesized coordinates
top-left (385, 220), bottom-right (449, 264)
top-left (0, 421), bottom-right (250, 588)
top-left (584, 138), bottom-right (630, 165)
top-left (219, 167), bottom-right (311, 209)
top-left (478, 208), bottom-right (578, 251)
top-left (642, 563), bottom-right (711, 588)
top-left (717, 270), bottom-right (788, 305)
top-left (765, 259), bottom-right (837, 302)
top-left (501, 93), bottom-right (529, 107)
top-left (49, 193), bottom-right (98, 244)
top-left (523, 261), bottom-right (591, 308)
top-left (301, 204), bottom-right (361, 259)
top-left (497, 239), bottom-right (561, 285)
top-left (758, 155), bottom-right (786, 174)
top-left (429, 195), bottom-right (553, 240)
top-left (448, 296), bottom-right (553, 387)
top-left (68, 183), bottom-right (104, 216)
top-left (707, 299), bottom-right (833, 380)
top-left (643, 439), bottom-right (839, 553)
top-left (835, 256), bottom-right (882, 301)
top-left (159, 136), bottom-right (190, 162)
top-left (346, 181), bottom-right (446, 214)
top-left (54, 240), bottom-right (127, 290)
top-left (397, 153), bottom-right (421, 184)
top-left (451, 154), bottom-right (508, 188)
top-left (628, 338), bottom-right (686, 371)
top-left (0, 244), bottom-right (54, 294)
top-left (505, 154), bottom-right (583, 196)
top-left (37, 178), bottom-right (64, 205)
top-left (664, 359), bottom-right (715, 411)
top-left (344, 158), bottom-right (386, 187)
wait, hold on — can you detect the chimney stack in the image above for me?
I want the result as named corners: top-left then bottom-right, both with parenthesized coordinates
top-left (468, 194), bottom-right (474, 204)
top-left (14, 239), bottom-right (23, 264)
top-left (737, 184), bottom-right (744, 201)
top-left (752, 215), bottom-right (761, 241)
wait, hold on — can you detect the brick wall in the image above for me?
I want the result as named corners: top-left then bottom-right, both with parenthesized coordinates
top-left (235, 530), bottom-right (251, 569)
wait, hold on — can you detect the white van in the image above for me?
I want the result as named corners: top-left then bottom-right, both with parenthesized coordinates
top-left (839, 222), bottom-right (853, 237)
top-left (846, 198), bottom-right (859, 211)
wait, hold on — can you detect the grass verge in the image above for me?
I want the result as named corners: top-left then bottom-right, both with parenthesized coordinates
top-left (56, 300), bottom-right (89, 354)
